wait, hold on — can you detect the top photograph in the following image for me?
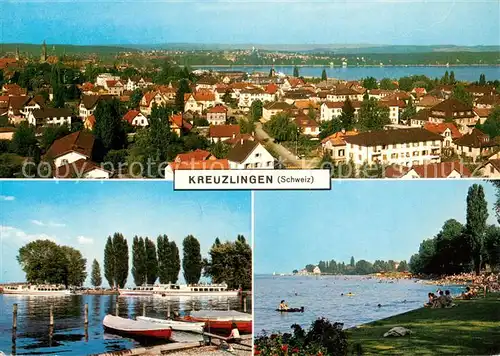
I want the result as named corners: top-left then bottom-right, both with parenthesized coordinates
top-left (0, 0), bottom-right (499, 179)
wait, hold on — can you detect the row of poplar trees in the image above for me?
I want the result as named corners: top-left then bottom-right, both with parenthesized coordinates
top-left (96, 233), bottom-right (202, 288)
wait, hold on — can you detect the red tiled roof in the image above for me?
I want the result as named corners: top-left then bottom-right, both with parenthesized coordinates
top-left (473, 107), bottom-right (492, 118)
top-left (384, 165), bottom-right (411, 178)
top-left (45, 131), bottom-right (95, 159)
top-left (265, 83), bottom-right (279, 94)
top-left (321, 130), bottom-right (359, 146)
top-left (209, 124), bottom-right (240, 138)
top-left (170, 114), bottom-right (193, 131)
top-left (168, 159), bottom-right (229, 171)
top-left (85, 115), bottom-right (96, 129)
top-left (424, 122), bottom-right (462, 139)
top-left (175, 149), bottom-right (212, 163)
top-left (225, 133), bottom-right (255, 145)
top-left (123, 110), bottom-right (141, 124)
top-left (207, 105), bottom-right (228, 114)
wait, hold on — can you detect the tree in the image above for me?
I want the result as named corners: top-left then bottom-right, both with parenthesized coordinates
top-left (239, 117), bottom-right (255, 134)
top-left (132, 236), bottom-right (146, 286)
top-left (355, 260), bottom-right (373, 275)
top-left (357, 98), bottom-right (390, 131)
top-left (175, 79), bottom-right (191, 112)
top-left (449, 71), bottom-right (456, 85)
top-left (40, 124), bottom-right (70, 151)
top-left (169, 241), bottom-right (181, 284)
top-left (340, 98), bottom-right (355, 131)
top-left (93, 98), bottom-right (126, 154)
top-left (398, 77), bottom-right (414, 92)
top-left (293, 66), bottom-right (299, 78)
top-left (203, 235), bottom-right (252, 290)
top-left (157, 235), bottom-right (180, 284)
top-left (362, 77), bottom-right (378, 90)
top-left (129, 88), bottom-right (143, 109)
top-left (60, 246), bottom-right (87, 286)
top-left (452, 84), bottom-right (473, 107)
top-left (442, 71), bottom-right (450, 85)
top-left (91, 259), bottom-right (102, 287)
top-left (264, 113), bottom-right (298, 142)
top-left (400, 97), bottom-right (416, 125)
top-left (321, 69), bottom-right (327, 81)
top-left (484, 225), bottom-right (500, 272)
top-left (109, 233), bottom-right (129, 288)
top-left (465, 184), bottom-right (488, 275)
top-left (104, 236), bottom-right (115, 288)
top-left (250, 100), bottom-right (263, 122)
top-left (319, 119), bottom-right (342, 140)
top-left (478, 107), bottom-right (500, 138)
top-left (145, 237), bottom-right (158, 285)
top-left (210, 140), bottom-right (230, 159)
top-left (349, 256), bottom-right (355, 267)
top-left (379, 78), bottom-right (397, 90)
top-left (11, 122), bottom-right (37, 157)
top-left (479, 74), bottom-right (486, 86)
top-left (183, 235), bottom-right (202, 284)
top-left (17, 240), bottom-right (69, 286)
top-left (396, 260), bottom-right (408, 272)
top-left (52, 84), bottom-right (65, 108)
top-left (305, 264), bottom-right (315, 273)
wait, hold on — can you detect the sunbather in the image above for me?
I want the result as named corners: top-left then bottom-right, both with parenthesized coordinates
top-left (432, 291), bottom-right (446, 308)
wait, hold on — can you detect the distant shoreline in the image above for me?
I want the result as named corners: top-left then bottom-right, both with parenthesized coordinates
top-left (192, 64), bottom-right (500, 68)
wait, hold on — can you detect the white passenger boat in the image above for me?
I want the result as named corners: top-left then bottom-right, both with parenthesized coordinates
top-left (1, 284), bottom-right (71, 296)
top-left (136, 316), bottom-right (205, 333)
top-left (119, 283), bottom-right (239, 297)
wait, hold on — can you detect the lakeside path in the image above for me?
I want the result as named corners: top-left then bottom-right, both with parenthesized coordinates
top-left (347, 293), bottom-right (500, 355)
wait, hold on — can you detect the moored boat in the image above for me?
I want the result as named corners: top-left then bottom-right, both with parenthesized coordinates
top-left (180, 310), bottom-right (252, 334)
top-left (2, 284), bottom-right (71, 296)
top-left (136, 316), bottom-right (204, 333)
top-left (119, 283), bottom-right (239, 297)
top-left (102, 315), bottom-right (172, 340)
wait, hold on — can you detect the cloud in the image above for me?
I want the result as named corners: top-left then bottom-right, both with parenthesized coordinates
top-left (0, 195), bottom-right (15, 201)
top-left (77, 236), bottom-right (94, 245)
top-left (30, 220), bottom-right (66, 227)
top-left (0, 225), bottom-right (57, 243)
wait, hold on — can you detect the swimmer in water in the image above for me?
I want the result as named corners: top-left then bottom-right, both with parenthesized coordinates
top-left (341, 293), bottom-right (344, 296)
top-left (377, 304), bottom-right (382, 308)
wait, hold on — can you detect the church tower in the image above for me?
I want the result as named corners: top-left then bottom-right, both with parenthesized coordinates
top-left (40, 40), bottom-right (47, 63)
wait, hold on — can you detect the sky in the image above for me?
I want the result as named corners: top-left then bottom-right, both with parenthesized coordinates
top-left (0, 181), bottom-right (251, 286)
top-left (0, 0), bottom-right (499, 46)
top-left (254, 180), bottom-right (498, 274)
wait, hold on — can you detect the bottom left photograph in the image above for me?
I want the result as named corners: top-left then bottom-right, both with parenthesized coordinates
top-left (0, 181), bottom-right (252, 355)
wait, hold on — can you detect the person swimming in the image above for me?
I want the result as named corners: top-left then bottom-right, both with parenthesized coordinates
top-left (377, 304), bottom-right (382, 308)
top-left (278, 300), bottom-right (288, 310)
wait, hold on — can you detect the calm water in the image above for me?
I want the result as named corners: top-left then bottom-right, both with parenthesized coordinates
top-left (254, 275), bottom-right (464, 335)
top-left (198, 65), bottom-right (500, 82)
top-left (0, 294), bottom-right (251, 355)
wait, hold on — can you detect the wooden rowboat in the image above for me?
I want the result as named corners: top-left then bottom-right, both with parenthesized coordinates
top-left (102, 315), bottom-right (172, 340)
top-left (180, 310), bottom-right (252, 334)
top-left (136, 316), bottom-right (205, 333)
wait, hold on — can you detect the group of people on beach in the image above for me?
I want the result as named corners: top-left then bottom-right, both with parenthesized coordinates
top-left (424, 290), bottom-right (455, 308)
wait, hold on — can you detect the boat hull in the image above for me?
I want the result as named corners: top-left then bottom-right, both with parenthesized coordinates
top-left (136, 316), bottom-right (204, 333)
top-left (2, 290), bottom-right (71, 296)
top-left (181, 316), bottom-right (252, 334)
top-left (103, 315), bottom-right (172, 340)
top-left (155, 291), bottom-right (239, 297)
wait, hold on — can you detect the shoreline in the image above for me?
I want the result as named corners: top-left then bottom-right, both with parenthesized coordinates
top-left (192, 64), bottom-right (500, 68)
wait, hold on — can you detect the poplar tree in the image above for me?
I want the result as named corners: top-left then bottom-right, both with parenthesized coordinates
top-left (182, 235), bottom-right (202, 284)
top-left (91, 259), bottom-right (102, 287)
top-left (132, 236), bottom-right (146, 286)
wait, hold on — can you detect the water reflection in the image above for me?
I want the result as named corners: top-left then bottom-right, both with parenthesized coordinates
top-left (0, 293), bottom-right (251, 355)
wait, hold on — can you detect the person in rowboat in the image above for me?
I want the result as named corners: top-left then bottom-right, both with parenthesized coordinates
top-left (278, 300), bottom-right (289, 310)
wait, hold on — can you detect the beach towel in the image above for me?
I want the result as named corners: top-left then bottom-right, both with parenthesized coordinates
top-left (383, 327), bottom-right (413, 337)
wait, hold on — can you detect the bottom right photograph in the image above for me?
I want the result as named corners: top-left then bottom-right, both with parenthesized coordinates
top-left (253, 180), bottom-right (500, 356)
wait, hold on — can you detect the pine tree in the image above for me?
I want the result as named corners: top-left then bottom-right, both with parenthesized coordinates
top-left (479, 74), bottom-right (486, 86)
top-left (132, 236), bottom-right (146, 286)
top-left (293, 66), bottom-right (299, 78)
top-left (175, 79), bottom-right (191, 112)
top-left (103, 236), bottom-right (115, 288)
top-left (449, 71), bottom-right (455, 84)
top-left (93, 98), bottom-right (126, 153)
top-left (90, 259), bottom-right (102, 287)
top-left (340, 98), bottom-right (355, 130)
top-left (145, 237), bottom-right (158, 285)
top-left (321, 69), bottom-right (327, 81)
top-left (182, 235), bottom-right (202, 284)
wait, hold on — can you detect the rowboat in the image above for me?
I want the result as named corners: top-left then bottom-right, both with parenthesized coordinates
top-left (136, 316), bottom-right (204, 333)
top-left (276, 307), bottom-right (304, 313)
top-left (180, 310), bottom-right (252, 334)
top-left (102, 315), bottom-right (172, 339)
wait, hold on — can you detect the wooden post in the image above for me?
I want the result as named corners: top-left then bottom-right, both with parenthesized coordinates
top-left (142, 303), bottom-right (146, 317)
top-left (167, 302), bottom-right (171, 319)
top-left (12, 303), bottom-right (18, 330)
top-left (192, 301), bottom-right (195, 311)
top-left (84, 303), bottom-right (89, 325)
top-left (243, 296), bottom-right (247, 313)
top-left (49, 305), bottom-right (54, 327)
top-left (227, 301), bottom-right (230, 311)
top-left (115, 302), bottom-right (119, 316)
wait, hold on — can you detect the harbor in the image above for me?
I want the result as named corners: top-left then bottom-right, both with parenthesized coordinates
top-left (0, 293), bottom-right (252, 355)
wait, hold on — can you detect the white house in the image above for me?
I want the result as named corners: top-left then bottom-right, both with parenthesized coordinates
top-left (238, 88), bottom-right (275, 108)
top-left (262, 101), bottom-right (295, 121)
top-left (344, 128), bottom-right (443, 167)
top-left (123, 110), bottom-right (149, 127)
top-left (206, 105), bottom-right (228, 125)
top-left (27, 108), bottom-right (72, 127)
top-left (227, 139), bottom-right (275, 169)
top-left (326, 88), bottom-right (363, 102)
top-left (96, 73), bottom-right (120, 87)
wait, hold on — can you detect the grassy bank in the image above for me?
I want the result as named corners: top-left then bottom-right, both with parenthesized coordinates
top-left (348, 293), bottom-right (500, 355)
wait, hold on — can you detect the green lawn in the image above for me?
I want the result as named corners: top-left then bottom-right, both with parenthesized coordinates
top-left (348, 293), bottom-right (500, 355)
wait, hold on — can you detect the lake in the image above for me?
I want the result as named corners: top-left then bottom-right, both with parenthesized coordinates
top-left (0, 294), bottom-right (250, 355)
top-left (254, 275), bottom-right (464, 335)
top-left (196, 65), bottom-right (500, 82)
